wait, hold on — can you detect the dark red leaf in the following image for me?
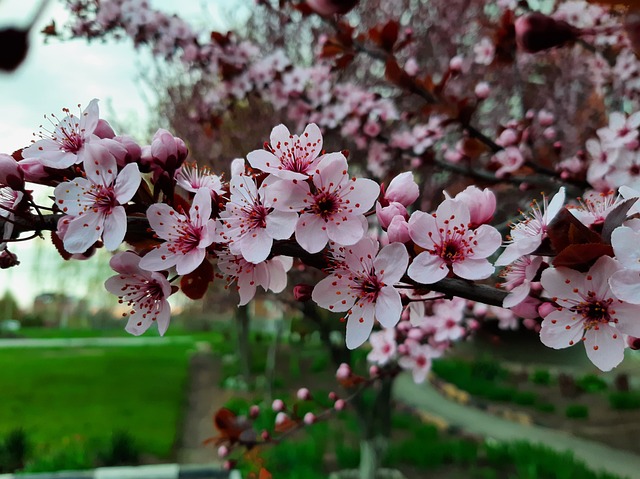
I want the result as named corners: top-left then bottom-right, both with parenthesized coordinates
top-left (601, 198), bottom-right (638, 243)
top-left (180, 259), bottom-right (214, 300)
top-left (379, 20), bottom-right (399, 52)
top-left (546, 208), bottom-right (603, 255)
top-left (553, 243), bottom-right (614, 271)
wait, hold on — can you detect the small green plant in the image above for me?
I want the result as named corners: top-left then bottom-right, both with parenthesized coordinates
top-left (576, 374), bottom-right (608, 393)
top-left (565, 404), bottom-right (589, 419)
top-left (513, 391), bottom-right (537, 406)
top-left (530, 369), bottom-right (552, 385)
top-left (97, 431), bottom-right (141, 466)
top-left (535, 402), bottom-right (556, 413)
top-left (609, 391), bottom-right (640, 410)
top-left (0, 428), bottom-right (29, 473)
top-left (23, 436), bottom-right (94, 473)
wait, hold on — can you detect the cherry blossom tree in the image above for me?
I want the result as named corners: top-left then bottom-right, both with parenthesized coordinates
top-left (5, 0), bottom-right (640, 477)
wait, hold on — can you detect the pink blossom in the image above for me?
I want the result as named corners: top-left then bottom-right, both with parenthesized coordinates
top-left (141, 188), bottom-right (216, 275)
top-left (474, 82), bottom-right (491, 99)
top-left (473, 37), bottom-right (495, 65)
top-left (383, 172), bottom-right (420, 207)
top-left (407, 199), bottom-right (501, 284)
top-left (446, 186), bottom-right (496, 227)
top-left (367, 328), bottom-right (397, 366)
top-left (496, 187), bottom-right (566, 266)
top-left (501, 255), bottom-right (544, 308)
top-left (540, 256), bottom-right (640, 371)
top-left (175, 162), bottom-right (224, 198)
top-left (398, 342), bottom-right (437, 383)
top-left (597, 111), bottom-right (640, 150)
top-left (493, 146), bottom-right (525, 178)
top-left (312, 238), bottom-right (409, 349)
top-left (609, 226), bottom-right (640, 303)
top-left (271, 153), bottom-right (379, 253)
top-left (569, 190), bottom-right (622, 227)
top-left (54, 144), bottom-right (141, 253)
top-left (141, 128), bottom-right (188, 178)
top-left (246, 123), bottom-right (323, 180)
top-left (23, 99), bottom-right (100, 169)
top-left (216, 175), bottom-right (297, 264)
top-left (217, 249), bottom-right (292, 306)
top-left (104, 251), bottom-right (173, 336)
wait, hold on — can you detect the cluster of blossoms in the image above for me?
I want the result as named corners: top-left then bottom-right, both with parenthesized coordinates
top-left (5, 1), bottom-right (640, 387)
top-left (3, 97), bottom-right (640, 375)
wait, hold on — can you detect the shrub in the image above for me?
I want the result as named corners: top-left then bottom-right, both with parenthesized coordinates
top-left (565, 404), bottom-right (589, 419)
top-left (530, 369), bottom-right (552, 385)
top-left (609, 391), bottom-right (640, 410)
top-left (97, 431), bottom-right (140, 466)
top-left (535, 402), bottom-right (556, 413)
top-left (576, 374), bottom-right (608, 393)
top-left (513, 391), bottom-right (537, 406)
top-left (23, 436), bottom-right (94, 473)
top-left (0, 428), bottom-right (29, 473)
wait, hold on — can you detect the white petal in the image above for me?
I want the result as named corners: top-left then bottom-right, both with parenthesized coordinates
top-left (102, 206), bottom-right (127, 250)
top-left (584, 325), bottom-right (625, 371)
top-left (345, 302), bottom-right (375, 349)
top-left (407, 252), bottom-right (448, 284)
top-left (374, 286), bottom-right (402, 328)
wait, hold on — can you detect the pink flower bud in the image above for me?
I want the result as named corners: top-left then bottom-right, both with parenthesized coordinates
top-left (369, 365), bottom-right (379, 377)
top-left (543, 127), bottom-right (556, 140)
top-left (0, 154), bottom-right (24, 190)
top-left (376, 202), bottom-right (407, 229)
top-left (94, 119), bottom-right (116, 139)
top-left (297, 388), bottom-right (311, 400)
top-left (328, 391), bottom-right (338, 400)
top-left (397, 343), bottom-right (408, 355)
top-left (453, 186), bottom-right (496, 227)
top-left (303, 412), bottom-right (316, 425)
top-left (538, 301), bottom-right (556, 318)
top-left (497, 128), bottom-right (518, 147)
top-left (275, 411), bottom-right (289, 426)
top-left (449, 55), bottom-right (464, 72)
top-left (250, 405), bottom-right (260, 418)
top-left (306, 0), bottom-right (358, 16)
top-left (334, 399), bottom-right (346, 411)
top-left (261, 430), bottom-right (270, 441)
top-left (523, 318), bottom-right (541, 332)
top-left (336, 363), bottom-right (351, 380)
top-left (404, 57), bottom-right (419, 76)
top-left (387, 215), bottom-right (411, 244)
top-left (515, 13), bottom-right (579, 53)
top-left (18, 158), bottom-right (46, 182)
top-left (384, 172), bottom-right (420, 206)
top-left (293, 284), bottom-right (314, 302)
top-left (474, 82), bottom-right (491, 99)
top-left (627, 336), bottom-right (640, 350)
top-left (218, 445), bottom-right (229, 458)
top-left (111, 135), bottom-right (142, 167)
top-left (272, 399), bottom-right (285, 412)
top-left (538, 110), bottom-right (554, 127)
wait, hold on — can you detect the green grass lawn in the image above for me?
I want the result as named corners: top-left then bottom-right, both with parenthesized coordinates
top-left (0, 344), bottom-right (192, 465)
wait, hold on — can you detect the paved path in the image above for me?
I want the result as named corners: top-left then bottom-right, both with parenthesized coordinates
top-left (394, 374), bottom-right (640, 479)
top-left (0, 337), bottom-right (193, 348)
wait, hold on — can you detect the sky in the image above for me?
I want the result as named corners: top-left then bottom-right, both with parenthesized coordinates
top-left (0, 0), bottom-right (250, 308)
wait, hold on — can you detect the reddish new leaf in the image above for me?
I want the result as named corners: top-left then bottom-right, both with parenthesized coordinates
top-left (259, 468), bottom-right (272, 479)
top-left (553, 243), bottom-right (614, 271)
top-left (546, 208), bottom-right (603, 255)
top-left (180, 259), bottom-right (214, 300)
top-left (379, 20), bottom-right (399, 52)
top-left (385, 57), bottom-right (414, 90)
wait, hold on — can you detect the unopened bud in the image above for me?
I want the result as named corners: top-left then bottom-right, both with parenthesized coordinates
top-left (272, 399), bottom-right (285, 412)
top-left (306, 0), bottom-right (358, 16)
top-left (217, 445), bottom-right (229, 458)
top-left (303, 412), bottom-right (316, 425)
top-left (474, 82), bottom-right (491, 99)
top-left (293, 284), bottom-right (314, 302)
top-left (369, 365), bottom-right (380, 377)
top-left (249, 405), bottom-right (260, 418)
top-left (336, 363), bottom-right (351, 380)
top-left (628, 336), bottom-right (640, 350)
top-left (334, 399), bottom-right (346, 411)
top-left (297, 388), bottom-right (311, 400)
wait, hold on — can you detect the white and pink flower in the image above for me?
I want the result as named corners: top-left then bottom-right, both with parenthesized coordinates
top-left (540, 256), bottom-right (640, 371)
top-left (54, 144), bottom-right (141, 254)
top-left (367, 328), bottom-right (397, 366)
top-left (23, 99), bottom-right (100, 169)
top-left (496, 187), bottom-right (566, 266)
top-left (104, 251), bottom-right (173, 336)
top-left (216, 175), bottom-right (298, 264)
top-left (312, 238), bottom-right (409, 349)
top-left (246, 123), bottom-right (323, 180)
top-left (407, 199), bottom-right (501, 284)
top-left (141, 188), bottom-right (216, 275)
top-left (271, 153), bottom-right (379, 253)
top-left (217, 248), bottom-right (293, 305)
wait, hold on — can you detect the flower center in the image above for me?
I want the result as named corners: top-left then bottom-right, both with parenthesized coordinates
top-left (91, 186), bottom-right (117, 214)
top-left (575, 298), bottom-right (613, 327)
top-left (313, 192), bottom-right (339, 218)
